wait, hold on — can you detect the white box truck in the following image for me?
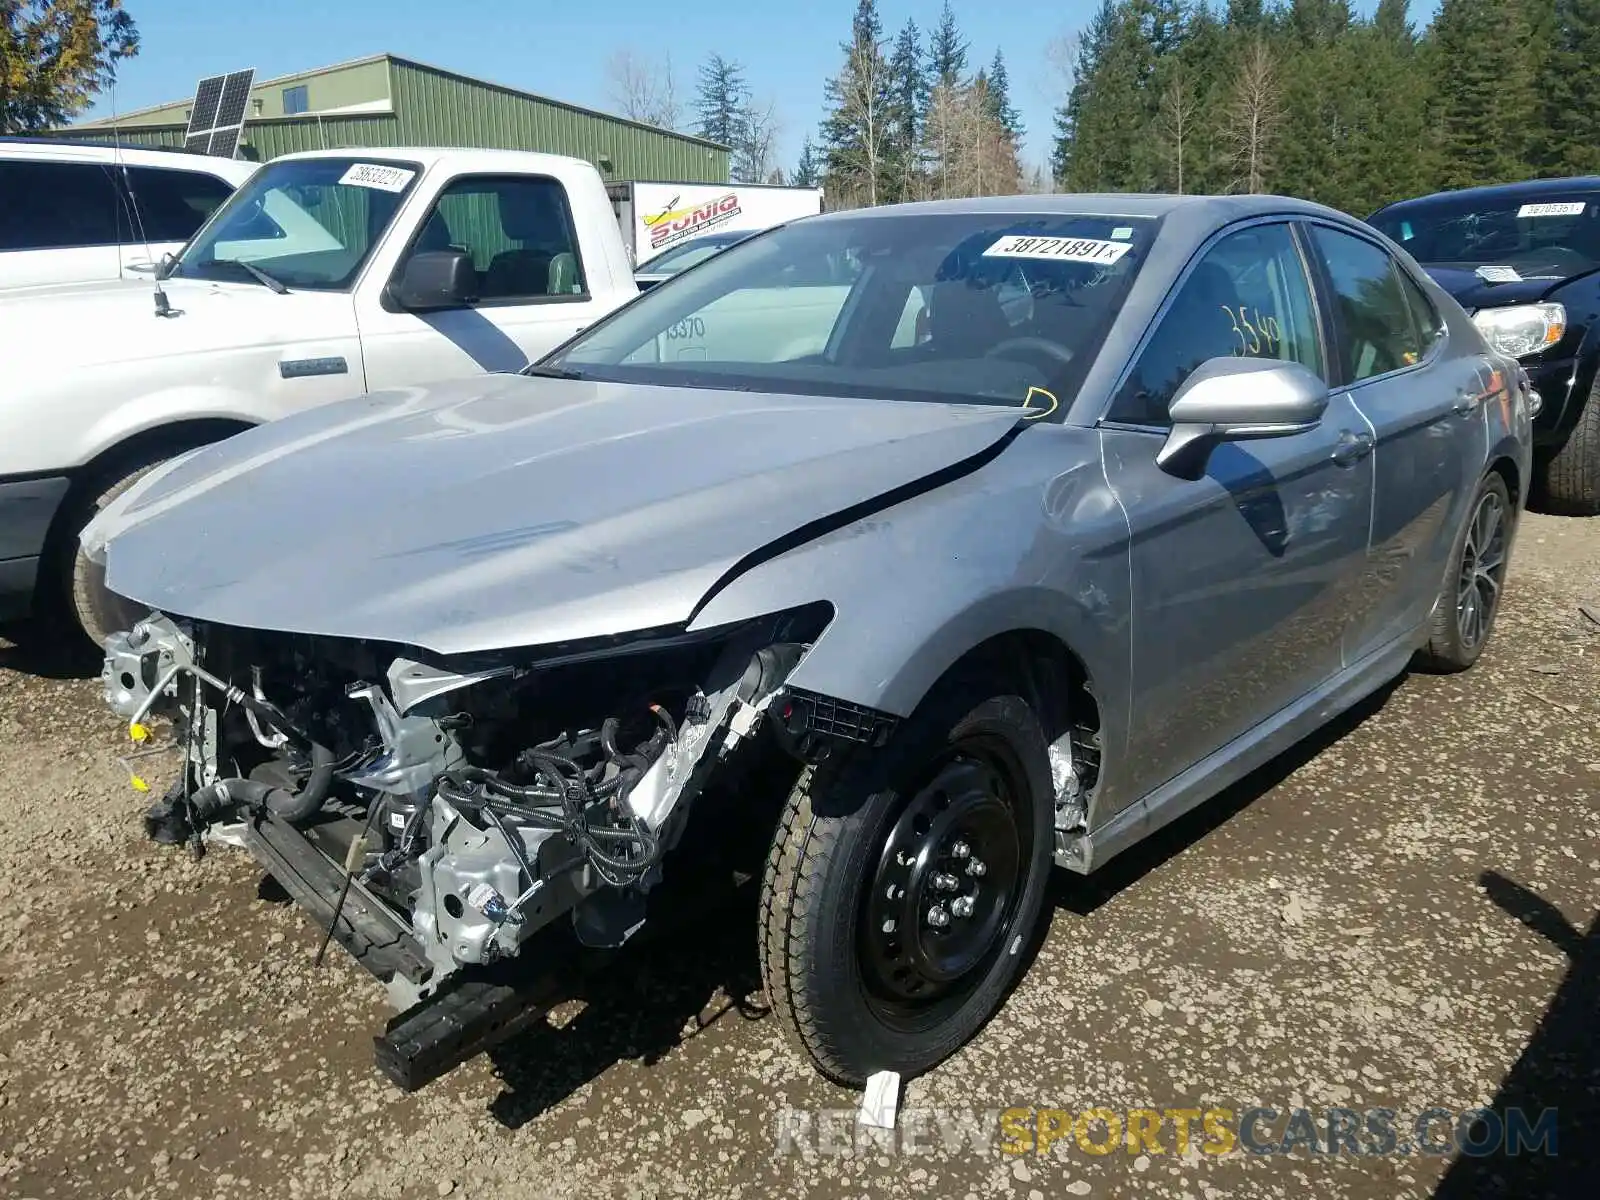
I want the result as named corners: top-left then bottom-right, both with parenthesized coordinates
top-left (608, 180), bottom-right (824, 266)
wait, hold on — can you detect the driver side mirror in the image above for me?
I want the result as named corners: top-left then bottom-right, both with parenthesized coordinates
top-left (1156, 357), bottom-right (1329, 479)
top-left (392, 250), bottom-right (477, 311)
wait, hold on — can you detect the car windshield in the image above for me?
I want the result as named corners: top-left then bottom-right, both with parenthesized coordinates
top-left (548, 211), bottom-right (1158, 415)
top-left (1371, 192), bottom-right (1600, 278)
top-left (170, 156), bottom-right (420, 290)
top-left (637, 234), bottom-right (747, 275)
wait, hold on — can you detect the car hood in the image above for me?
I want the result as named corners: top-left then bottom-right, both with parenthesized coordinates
top-left (1420, 264), bottom-right (1568, 310)
top-left (0, 276), bottom-right (307, 373)
top-left (96, 374), bottom-right (1022, 655)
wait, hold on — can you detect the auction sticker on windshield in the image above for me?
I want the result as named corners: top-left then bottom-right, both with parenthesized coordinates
top-left (338, 163), bottom-right (416, 192)
top-left (984, 236), bottom-right (1133, 265)
top-left (1518, 202), bottom-right (1587, 218)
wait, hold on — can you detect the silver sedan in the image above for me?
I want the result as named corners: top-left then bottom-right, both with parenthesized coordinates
top-left (88, 192), bottom-right (1534, 1092)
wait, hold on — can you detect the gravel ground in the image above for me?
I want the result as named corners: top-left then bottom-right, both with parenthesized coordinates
top-left (1, 512), bottom-right (1596, 1200)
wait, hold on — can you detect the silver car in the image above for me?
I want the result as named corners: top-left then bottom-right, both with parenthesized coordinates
top-left (88, 194), bottom-right (1534, 1092)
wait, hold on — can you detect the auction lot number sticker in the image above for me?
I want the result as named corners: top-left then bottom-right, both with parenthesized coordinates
top-left (339, 163), bottom-right (416, 192)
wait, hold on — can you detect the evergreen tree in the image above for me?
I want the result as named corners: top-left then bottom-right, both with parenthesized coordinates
top-left (1051, 0), bottom-right (1118, 186)
top-left (985, 48), bottom-right (1023, 140)
top-left (887, 18), bottom-right (927, 200)
top-left (792, 135), bottom-right (819, 188)
top-left (1540, 0), bottom-right (1600, 175)
top-left (1429, 0), bottom-right (1538, 189)
top-left (693, 54), bottom-right (749, 150)
top-left (821, 0), bottom-right (895, 207)
top-left (929, 0), bottom-right (969, 87)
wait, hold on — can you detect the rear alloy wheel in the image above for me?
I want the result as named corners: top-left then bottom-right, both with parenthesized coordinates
top-left (1416, 472), bottom-right (1513, 673)
top-left (759, 678), bottom-right (1053, 1085)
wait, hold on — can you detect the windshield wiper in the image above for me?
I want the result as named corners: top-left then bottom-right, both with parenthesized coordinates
top-left (211, 258), bottom-right (290, 294)
top-left (521, 363), bottom-right (584, 380)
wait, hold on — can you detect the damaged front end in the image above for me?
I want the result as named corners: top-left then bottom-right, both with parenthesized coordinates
top-left (102, 603), bottom-right (832, 1085)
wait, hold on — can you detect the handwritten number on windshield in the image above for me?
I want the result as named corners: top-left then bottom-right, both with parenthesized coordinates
top-left (1222, 306), bottom-right (1282, 357)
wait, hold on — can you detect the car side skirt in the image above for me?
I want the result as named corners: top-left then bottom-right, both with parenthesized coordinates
top-left (1057, 628), bottom-right (1421, 875)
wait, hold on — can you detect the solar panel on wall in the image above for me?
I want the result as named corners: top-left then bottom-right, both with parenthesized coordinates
top-left (181, 68), bottom-right (255, 158)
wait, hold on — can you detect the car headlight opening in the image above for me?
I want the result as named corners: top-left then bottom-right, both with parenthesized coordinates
top-left (1472, 302), bottom-right (1567, 358)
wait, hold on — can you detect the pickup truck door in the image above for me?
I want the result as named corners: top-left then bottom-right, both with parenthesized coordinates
top-left (358, 173), bottom-right (620, 391)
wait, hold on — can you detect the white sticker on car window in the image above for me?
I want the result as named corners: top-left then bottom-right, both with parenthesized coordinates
top-left (1112, 226), bottom-right (1134, 240)
top-left (1517, 202), bottom-right (1586, 218)
top-left (983, 235), bottom-right (1133, 264)
top-left (1476, 265), bottom-right (1523, 283)
top-left (338, 163), bottom-right (416, 192)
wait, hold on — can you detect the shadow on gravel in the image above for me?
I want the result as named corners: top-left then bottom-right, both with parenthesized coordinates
top-left (1051, 675), bottom-right (1404, 916)
top-left (1431, 872), bottom-right (1599, 1199)
top-left (0, 619), bottom-right (99, 680)
top-left (481, 675), bottom-right (1414, 1127)
top-left (484, 886), bottom-right (770, 1130)
top-left (482, 756), bottom-right (791, 1130)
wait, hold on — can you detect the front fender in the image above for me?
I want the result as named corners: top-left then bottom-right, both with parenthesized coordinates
top-left (687, 429), bottom-right (1132, 739)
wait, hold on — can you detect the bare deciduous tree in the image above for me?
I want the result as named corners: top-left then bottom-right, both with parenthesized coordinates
top-left (738, 96), bottom-right (782, 183)
top-left (1226, 39), bottom-right (1283, 194)
top-left (1157, 66), bottom-right (1200, 194)
top-left (826, 38), bottom-right (893, 207)
top-left (604, 48), bottom-right (681, 130)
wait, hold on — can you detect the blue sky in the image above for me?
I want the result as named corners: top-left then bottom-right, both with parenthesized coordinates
top-left (86, 0), bottom-right (1430, 175)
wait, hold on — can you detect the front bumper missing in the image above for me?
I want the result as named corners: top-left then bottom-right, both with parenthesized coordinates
top-left (241, 811), bottom-right (431, 991)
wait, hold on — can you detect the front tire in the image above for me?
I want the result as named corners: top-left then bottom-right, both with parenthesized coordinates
top-left (758, 675), bottom-right (1054, 1085)
top-left (1415, 472), bottom-right (1513, 673)
top-left (1540, 378), bottom-right (1600, 514)
top-left (59, 455), bottom-right (177, 650)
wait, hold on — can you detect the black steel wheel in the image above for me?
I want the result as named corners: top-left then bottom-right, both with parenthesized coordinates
top-left (859, 749), bottom-right (1029, 1026)
top-left (759, 674), bottom-right (1054, 1085)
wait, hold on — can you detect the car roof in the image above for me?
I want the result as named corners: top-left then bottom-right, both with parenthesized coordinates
top-left (808, 192), bottom-right (1351, 224)
top-left (275, 145), bottom-right (597, 173)
top-left (1371, 175), bottom-right (1600, 217)
top-left (0, 137), bottom-right (256, 182)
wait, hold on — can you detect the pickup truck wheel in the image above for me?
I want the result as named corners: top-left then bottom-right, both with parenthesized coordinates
top-left (758, 677), bottom-right (1053, 1085)
top-left (60, 456), bottom-right (175, 650)
top-left (1415, 471), bottom-right (1512, 674)
top-left (1540, 378), bottom-right (1600, 514)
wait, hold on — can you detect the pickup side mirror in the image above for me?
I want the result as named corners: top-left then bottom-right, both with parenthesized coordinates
top-left (393, 250), bottom-right (477, 311)
top-left (1156, 357), bottom-right (1329, 478)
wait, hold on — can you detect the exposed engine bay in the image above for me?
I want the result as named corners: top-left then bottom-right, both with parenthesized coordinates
top-left (102, 604), bottom-right (841, 1026)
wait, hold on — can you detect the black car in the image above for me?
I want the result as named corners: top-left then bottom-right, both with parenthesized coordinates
top-left (1369, 178), bottom-right (1600, 512)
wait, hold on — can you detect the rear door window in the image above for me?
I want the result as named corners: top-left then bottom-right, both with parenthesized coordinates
top-left (120, 167), bottom-right (235, 242)
top-left (1308, 225), bottom-right (1424, 382)
top-left (0, 160), bottom-right (124, 251)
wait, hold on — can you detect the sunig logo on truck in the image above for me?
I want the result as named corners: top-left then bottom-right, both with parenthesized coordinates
top-left (645, 192), bottom-right (742, 251)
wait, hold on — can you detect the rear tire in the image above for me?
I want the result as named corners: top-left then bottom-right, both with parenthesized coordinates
top-left (758, 673), bottom-right (1054, 1085)
top-left (1540, 379), bottom-right (1600, 514)
top-left (1415, 472), bottom-right (1513, 673)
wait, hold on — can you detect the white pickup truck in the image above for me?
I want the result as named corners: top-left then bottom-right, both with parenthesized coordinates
top-left (0, 147), bottom-right (639, 645)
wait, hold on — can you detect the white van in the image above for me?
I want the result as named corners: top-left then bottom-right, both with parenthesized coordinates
top-left (0, 139), bottom-right (257, 289)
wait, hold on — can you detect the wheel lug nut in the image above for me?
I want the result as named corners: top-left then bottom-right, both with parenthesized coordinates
top-left (926, 904), bottom-right (950, 928)
top-left (966, 858), bottom-right (987, 877)
top-left (933, 872), bottom-right (960, 892)
top-left (951, 895), bottom-right (975, 918)
top-left (951, 840), bottom-right (971, 859)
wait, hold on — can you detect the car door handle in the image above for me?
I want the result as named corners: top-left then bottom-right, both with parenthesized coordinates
top-left (1331, 429), bottom-right (1374, 467)
top-left (1453, 388), bottom-right (1480, 415)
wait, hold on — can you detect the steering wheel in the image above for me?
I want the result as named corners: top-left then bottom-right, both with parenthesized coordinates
top-left (985, 336), bottom-right (1075, 369)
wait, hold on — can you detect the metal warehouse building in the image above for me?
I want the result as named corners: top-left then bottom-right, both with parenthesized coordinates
top-left (62, 53), bottom-right (729, 184)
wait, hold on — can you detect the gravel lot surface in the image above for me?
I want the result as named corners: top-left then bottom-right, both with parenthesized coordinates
top-left (1, 512), bottom-right (1596, 1200)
